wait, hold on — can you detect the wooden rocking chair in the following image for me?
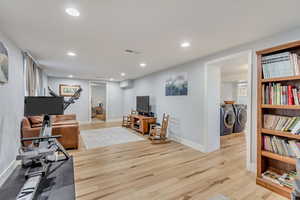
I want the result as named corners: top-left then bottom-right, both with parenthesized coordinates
top-left (122, 115), bottom-right (131, 128)
top-left (122, 110), bottom-right (137, 128)
top-left (149, 113), bottom-right (170, 144)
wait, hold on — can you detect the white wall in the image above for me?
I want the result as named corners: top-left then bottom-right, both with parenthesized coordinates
top-left (48, 78), bottom-right (123, 122)
top-left (123, 27), bottom-right (300, 168)
top-left (0, 32), bottom-right (24, 184)
top-left (106, 82), bottom-right (124, 121)
top-left (123, 64), bottom-right (205, 150)
top-left (220, 82), bottom-right (237, 103)
top-left (48, 77), bottom-right (90, 122)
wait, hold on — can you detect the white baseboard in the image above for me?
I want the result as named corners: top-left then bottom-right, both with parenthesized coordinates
top-left (79, 121), bottom-right (92, 125)
top-left (170, 135), bottom-right (205, 152)
top-left (0, 160), bottom-right (20, 187)
top-left (106, 118), bottom-right (122, 122)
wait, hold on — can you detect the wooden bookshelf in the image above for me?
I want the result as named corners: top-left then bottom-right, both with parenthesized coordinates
top-left (257, 41), bottom-right (300, 198)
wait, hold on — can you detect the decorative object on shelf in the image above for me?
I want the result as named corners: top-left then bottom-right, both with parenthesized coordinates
top-left (59, 84), bottom-right (81, 97)
top-left (224, 101), bottom-right (235, 104)
top-left (149, 113), bottom-right (170, 144)
top-left (0, 41), bottom-right (8, 84)
top-left (165, 72), bottom-right (188, 96)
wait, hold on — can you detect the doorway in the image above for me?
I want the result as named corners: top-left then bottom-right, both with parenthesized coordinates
top-left (204, 50), bottom-right (253, 171)
top-left (90, 82), bottom-right (107, 123)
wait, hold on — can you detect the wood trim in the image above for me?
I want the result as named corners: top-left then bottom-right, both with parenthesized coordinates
top-left (256, 177), bottom-right (291, 198)
top-left (261, 151), bottom-right (296, 165)
top-left (256, 40), bottom-right (300, 55)
top-left (261, 104), bottom-right (300, 109)
top-left (261, 128), bottom-right (300, 140)
top-left (261, 75), bottom-right (300, 83)
top-left (257, 54), bottom-right (263, 177)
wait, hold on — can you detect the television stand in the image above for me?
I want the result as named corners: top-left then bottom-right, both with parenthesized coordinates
top-left (130, 115), bottom-right (156, 135)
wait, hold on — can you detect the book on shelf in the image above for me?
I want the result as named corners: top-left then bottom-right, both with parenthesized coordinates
top-left (264, 114), bottom-right (300, 133)
top-left (262, 52), bottom-right (300, 79)
top-left (262, 83), bottom-right (300, 105)
top-left (262, 170), bottom-right (296, 188)
top-left (263, 135), bottom-right (300, 157)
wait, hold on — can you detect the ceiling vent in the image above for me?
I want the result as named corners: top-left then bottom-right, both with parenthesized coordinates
top-left (124, 49), bottom-right (140, 55)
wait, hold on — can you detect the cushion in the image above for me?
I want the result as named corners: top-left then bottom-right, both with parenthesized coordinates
top-left (28, 116), bottom-right (43, 125)
top-left (52, 120), bottom-right (78, 126)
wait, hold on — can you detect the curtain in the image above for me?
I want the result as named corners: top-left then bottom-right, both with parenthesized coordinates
top-left (24, 53), bottom-right (42, 96)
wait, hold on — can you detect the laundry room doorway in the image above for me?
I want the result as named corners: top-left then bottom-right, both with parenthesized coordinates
top-left (90, 82), bottom-right (107, 123)
top-left (203, 50), bottom-right (253, 171)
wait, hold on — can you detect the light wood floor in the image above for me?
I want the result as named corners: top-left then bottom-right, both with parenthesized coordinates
top-left (72, 123), bottom-right (286, 200)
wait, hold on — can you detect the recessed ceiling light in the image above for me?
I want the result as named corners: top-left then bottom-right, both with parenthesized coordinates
top-left (68, 75), bottom-right (73, 78)
top-left (67, 51), bottom-right (76, 57)
top-left (120, 72), bottom-right (126, 77)
top-left (139, 63), bottom-right (147, 68)
top-left (181, 41), bottom-right (191, 48)
top-left (109, 78), bottom-right (114, 81)
top-left (65, 8), bottom-right (80, 17)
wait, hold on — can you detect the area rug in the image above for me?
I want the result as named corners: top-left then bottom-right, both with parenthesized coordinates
top-left (80, 127), bottom-right (145, 149)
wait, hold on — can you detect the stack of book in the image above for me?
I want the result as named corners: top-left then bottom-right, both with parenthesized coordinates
top-left (262, 83), bottom-right (300, 105)
top-left (263, 135), bottom-right (300, 157)
top-left (262, 170), bottom-right (296, 188)
top-left (264, 114), bottom-right (300, 133)
top-left (262, 52), bottom-right (300, 78)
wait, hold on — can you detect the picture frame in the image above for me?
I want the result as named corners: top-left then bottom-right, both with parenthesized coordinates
top-left (59, 84), bottom-right (81, 97)
top-left (165, 72), bottom-right (188, 96)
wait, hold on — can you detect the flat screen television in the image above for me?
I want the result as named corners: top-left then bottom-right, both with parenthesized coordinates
top-left (136, 96), bottom-right (150, 114)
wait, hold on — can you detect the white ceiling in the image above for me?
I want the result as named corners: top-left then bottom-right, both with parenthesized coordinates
top-left (1, 0), bottom-right (300, 81)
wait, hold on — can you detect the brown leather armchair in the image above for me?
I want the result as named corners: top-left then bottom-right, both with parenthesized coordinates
top-left (21, 114), bottom-right (79, 149)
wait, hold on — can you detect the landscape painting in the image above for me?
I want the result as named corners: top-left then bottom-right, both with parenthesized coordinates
top-left (59, 84), bottom-right (81, 97)
top-left (0, 41), bottom-right (8, 83)
top-left (165, 72), bottom-right (188, 96)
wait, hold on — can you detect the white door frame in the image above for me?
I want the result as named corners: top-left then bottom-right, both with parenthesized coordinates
top-left (203, 50), bottom-right (253, 171)
top-left (88, 81), bottom-right (92, 123)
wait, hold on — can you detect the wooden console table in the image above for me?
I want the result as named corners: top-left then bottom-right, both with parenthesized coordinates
top-left (130, 115), bottom-right (156, 135)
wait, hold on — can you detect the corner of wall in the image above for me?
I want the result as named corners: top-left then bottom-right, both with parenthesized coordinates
top-left (0, 160), bottom-right (19, 187)
top-left (170, 135), bottom-right (205, 152)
